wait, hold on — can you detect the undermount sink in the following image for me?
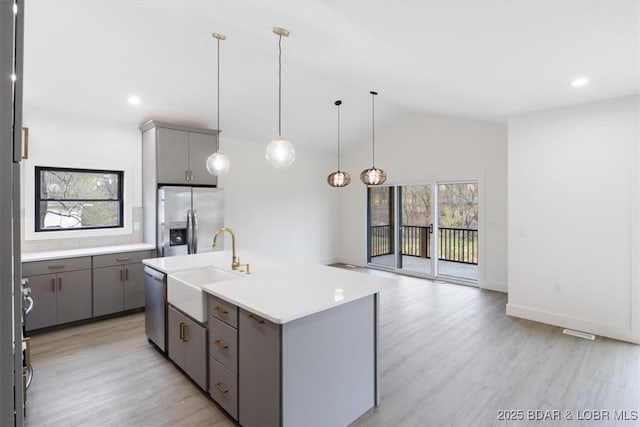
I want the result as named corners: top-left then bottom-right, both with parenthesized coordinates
top-left (168, 267), bottom-right (242, 322)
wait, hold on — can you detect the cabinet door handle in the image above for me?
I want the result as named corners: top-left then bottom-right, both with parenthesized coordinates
top-left (120, 269), bottom-right (123, 282)
top-left (47, 264), bottom-right (65, 270)
top-left (50, 278), bottom-right (55, 292)
top-left (185, 170), bottom-right (190, 182)
top-left (214, 339), bottom-right (229, 350)
top-left (179, 322), bottom-right (184, 340)
top-left (214, 382), bottom-right (229, 395)
top-left (58, 277), bottom-right (62, 291)
top-left (116, 257), bottom-right (130, 262)
top-left (213, 306), bottom-right (229, 316)
top-left (125, 268), bottom-right (129, 281)
top-left (248, 314), bottom-right (264, 325)
top-left (183, 324), bottom-right (189, 342)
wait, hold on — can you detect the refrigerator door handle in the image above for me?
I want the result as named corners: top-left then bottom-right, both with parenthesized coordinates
top-left (186, 209), bottom-right (193, 254)
top-left (192, 209), bottom-right (199, 254)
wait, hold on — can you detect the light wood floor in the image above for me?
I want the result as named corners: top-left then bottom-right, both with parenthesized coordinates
top-left (25, 269), bottom-right (640, 427)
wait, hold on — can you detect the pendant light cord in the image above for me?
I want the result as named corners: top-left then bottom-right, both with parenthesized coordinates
top-left (278, 34), bottom-right (282, 136)
top-left (337, 102), bottom-right (341, 171)
top-left (371, 91), bottom-right (376, 167)
top-left (216, 36), bottom-right (221, 152)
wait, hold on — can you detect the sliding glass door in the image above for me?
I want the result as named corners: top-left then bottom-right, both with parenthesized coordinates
top-left (399, 185), bottom-right (433, 275)
top-left (436, 182), bottom-right (478, 281)
top-left (368, 186), bottom-right (395, 268)
top-left (367, 181), bottom-right (479, 284)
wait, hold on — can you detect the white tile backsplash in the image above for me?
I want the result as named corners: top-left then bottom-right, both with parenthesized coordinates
top-left (21, 206), bottom-right (145, 253)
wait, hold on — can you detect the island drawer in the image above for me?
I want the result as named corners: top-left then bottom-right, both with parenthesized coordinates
top-left (93, 250), bottom-right (152, 268)
top-left (209, 357), bottom-right (238, 421)
top-left (23, 256), bottom-right (91, 276)
top-left (209, 315), bottom-right (237, 373)
top-left (208, 295), bottom-right (238, 328)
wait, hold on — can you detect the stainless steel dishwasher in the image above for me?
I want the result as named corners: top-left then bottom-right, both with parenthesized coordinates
top-left (144, 266), bottom-right (167, 353)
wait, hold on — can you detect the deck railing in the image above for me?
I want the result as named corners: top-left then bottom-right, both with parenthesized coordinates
top-left (370, 225), bottom-right (478, 265)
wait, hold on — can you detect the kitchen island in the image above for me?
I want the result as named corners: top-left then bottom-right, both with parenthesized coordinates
top-left (142, 250), bottom-right (395, 427)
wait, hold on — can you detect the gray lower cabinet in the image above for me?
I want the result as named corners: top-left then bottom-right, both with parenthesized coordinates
top-left (93, 251), bottom-right (150, 316)
top-left (238, 309), bottom-right (281, 427)
top-left (168, 305), bottom-right (207, 390)
top-left (208, 295), bottom-right (239, 420)
top-left (23, 257), bottom-right (92, 331)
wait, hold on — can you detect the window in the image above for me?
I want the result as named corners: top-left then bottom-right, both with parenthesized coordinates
top-left (35, 167), bottom-right (124, 232)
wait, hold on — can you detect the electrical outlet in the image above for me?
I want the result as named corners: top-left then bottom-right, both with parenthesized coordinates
top-left (553, 282), bottom-right (562, 293)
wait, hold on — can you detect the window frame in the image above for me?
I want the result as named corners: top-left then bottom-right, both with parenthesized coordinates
top-left (34, 166), bottom-right (124, 232)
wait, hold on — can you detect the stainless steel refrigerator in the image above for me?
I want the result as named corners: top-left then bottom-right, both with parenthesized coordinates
top-left (157, 186), bottom-right (224, 256)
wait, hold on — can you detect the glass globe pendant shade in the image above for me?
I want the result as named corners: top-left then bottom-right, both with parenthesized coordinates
top-left (265, 136), bottom-right (295, 169)
top-left (360, 167), bottom-right (387, 186)
top-left (205, 151), bottom-right (231, 176)
top-left (327, 171), bottom-right (351, 187)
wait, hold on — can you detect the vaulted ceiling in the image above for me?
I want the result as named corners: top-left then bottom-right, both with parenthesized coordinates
top-left (23, 0), bottom-right (639, 149)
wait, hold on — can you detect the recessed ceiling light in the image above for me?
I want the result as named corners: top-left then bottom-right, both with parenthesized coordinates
top-left (127, 95), bottom-right (141, 105)
top-left (570, 77), bottom-right (589, 87)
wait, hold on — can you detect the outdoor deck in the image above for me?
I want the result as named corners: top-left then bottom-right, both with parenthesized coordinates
top-left (370, 254), bottom-right (478, 281)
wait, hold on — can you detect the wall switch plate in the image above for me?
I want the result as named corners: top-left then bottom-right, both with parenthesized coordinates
top-left (553, 282), bottom-right (562, 293)
top-left (134, 222), bottom-right (141, 231)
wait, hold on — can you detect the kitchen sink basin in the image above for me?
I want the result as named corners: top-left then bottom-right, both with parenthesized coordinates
top-left (168, 267), bottom-right (242, 322)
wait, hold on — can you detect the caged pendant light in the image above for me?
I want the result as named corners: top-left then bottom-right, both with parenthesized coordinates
top-left (360, 91), bottom-right (387, 185)
top-left (265, 27), bottom-right (295, 169)
top-left (327, 100), bottom-right (351, 187)
top-left (206, 33), bottom-right (231, 176)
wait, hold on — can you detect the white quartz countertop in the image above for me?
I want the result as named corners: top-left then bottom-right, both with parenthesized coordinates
top-left (22, 243), bottom-right (156, 262)
top-left (143, 251), bottom-right (396, 324)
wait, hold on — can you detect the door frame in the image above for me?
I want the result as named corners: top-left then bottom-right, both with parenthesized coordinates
top-left (365, 177), bottom-right (485, 288)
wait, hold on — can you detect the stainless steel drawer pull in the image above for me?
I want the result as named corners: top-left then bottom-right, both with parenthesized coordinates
top-left (213, 306), bottom-right (229, 315)
top-left (125, 268), bottom-right (129, 281)
top-left (248, 314), bottom-right (264, 325)
top-left (214, 382), bottom-right (229, 395)
top-left (47, 264), bottom-right (65, 269)
top-left (58, 277), bottom-right (62, 291)
top-left (214, 339), bottom-right (229, 350)
top-left (116, 257), bottom-right (131, 262)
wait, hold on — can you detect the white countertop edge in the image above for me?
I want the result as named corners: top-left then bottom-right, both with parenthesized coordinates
top-left (22, 243), bottom-right (157, 262)
top-left (202, 285), bottom-right (380, 324)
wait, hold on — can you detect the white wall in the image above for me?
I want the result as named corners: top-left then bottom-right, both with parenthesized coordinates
top-left (20, 109), bottom-right (143, 251)
top-left (216, 136), bottom-right (340, 265)
top-left (507, 95), bottom-right (640, 343)
top-left (337, 111), bottom-right (508, 291)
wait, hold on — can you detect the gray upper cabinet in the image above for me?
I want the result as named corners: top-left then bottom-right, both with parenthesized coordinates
top-left (157, 128), bottom-right (189, 184)
top-left (186, 132), bottom-right (217, 185)
top-left (23, 257), bottom-right (92, 331)
top-left (142, 120), bottom-right (219, 187)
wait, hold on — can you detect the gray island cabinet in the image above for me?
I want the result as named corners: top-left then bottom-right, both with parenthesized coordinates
top-left (207, 292), bottom-right (378, 427)
top-left (167, 305), bottom-right (207, 390)
top-left (142, 250), bottom-right (394, 427)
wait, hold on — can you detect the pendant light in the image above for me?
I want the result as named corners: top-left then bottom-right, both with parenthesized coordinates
top-left (327, 100), bottom-right (351, 187)
top-left (265, 27), bottom-right (295, 169)
top-left (360, 91), bottom-right (387, 185)
top-left (206, 33), bottom-right (231, 176)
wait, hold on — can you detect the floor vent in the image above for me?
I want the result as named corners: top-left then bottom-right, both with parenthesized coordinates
top-left (562, 329), bottom-right (596, 340)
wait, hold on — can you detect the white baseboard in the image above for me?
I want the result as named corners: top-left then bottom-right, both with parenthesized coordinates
top-left (506, 303), bottom-right (638, 344)
top-left (481, 281), bottom-right (507, 293)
